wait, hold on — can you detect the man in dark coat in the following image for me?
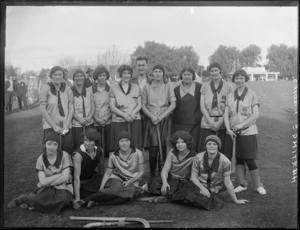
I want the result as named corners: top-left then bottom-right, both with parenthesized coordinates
top-left (84, 67), bottom-right (94, 88)
top-left (16, 76), bottom-right (28, 110)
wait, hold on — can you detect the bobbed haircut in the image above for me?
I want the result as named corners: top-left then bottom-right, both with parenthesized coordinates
top-left (117, 65), bottom-right (133, 77)
top-left (208, 62), bottom-right (222, 73)
top-left (93, 65), bottom-right (110, 80)
top-left (232, 69), bottom-right (250, 82)
top-left (81, 128), bottom-right (101, 143)
top-left (171, 130), bottom-right (194, 154)
top-left (136, 56), bottom-right (148, 64)
top-left (180, 66), bottom-right (196, 80)
top-left (49, 66), bottom-right (65, 79)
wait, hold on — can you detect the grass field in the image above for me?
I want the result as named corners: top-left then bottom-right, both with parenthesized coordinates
top-left (3, 81), bottom-right (298, 228)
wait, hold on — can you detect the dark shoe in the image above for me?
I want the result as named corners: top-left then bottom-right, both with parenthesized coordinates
top-left (7, 195), bottom-right (27, 208)
top-left (73, 200), bottom-right (85, 210)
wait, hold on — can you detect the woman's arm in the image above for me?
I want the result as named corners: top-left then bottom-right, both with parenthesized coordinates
top-left (224, 106), bottom-right (236, 140)
top-left (160, 151), bottom-right (172, 195)
top-left (40, 103), bottom-right (62, 133)
top-left (158, 100), bottom-right (176, 121)
top-left (86, 94), bottom-right (96, 123)
top-left (131, 97), bottom-right (142, 119)
top-left (110, 98), bottom-right (131, 121)
top-left (224, 175), bottom-right (248, 204)
top-left (38, 171), bottom-right (62, 187)
top-left (123, 163), bottom-right (145, 187)
top-left (72, 153), bottom-right (82, 201)
top-left (63, 100), bottom-right (74, 130)
top-left (99, 167), bottom-right (114, 190)
top-left (190, 169), bottom-right (211, 198)
top-left (200, 96), bottom-right (215, 130)
top-left (49, 167), bottom-right (71, 186)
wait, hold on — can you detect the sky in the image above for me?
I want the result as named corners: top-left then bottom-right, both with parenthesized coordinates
top-left (5, 4), bottom-right (298, 72)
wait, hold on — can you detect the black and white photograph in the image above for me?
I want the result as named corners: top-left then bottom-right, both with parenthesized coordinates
top-left (2, 1), bottom-right (298, 228)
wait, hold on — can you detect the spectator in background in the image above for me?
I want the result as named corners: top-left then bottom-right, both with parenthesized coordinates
top-left (16, 75), bottom-right (29, 110)
top-left (63, 69), bottom-right (73, 88)
top-left (5, 76), bottom-right (15, 112)
top-left (173, 67), bottom-right (202, 151)
top-left (71, 69), bottom-right (95, 150)
top-left (5, 75), bottom-right (10, 112)
top-left (84, 67), bottom-right (94, 88)
top-left (39, 66), bottom-right (74, 155)
top-left (131, 56), bottom-right (152, 92)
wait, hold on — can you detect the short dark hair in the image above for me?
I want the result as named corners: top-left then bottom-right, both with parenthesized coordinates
top-left (81, 128), bottom-right (101, 143)
top-left (136, 56), bottom-right (148, 64)
top-left (118, 65), bottom-right (133, 77)
top-left (180, 67), bottom-right (196, 80)
top-left (232, 69), bottom-right (250, 82)
top-left (171, 131), bottom-right (194, 154)
top-left (208, 62), bottom-right (222, 73)
top-left (49, 66), bottom-right (65, 79)
top-left (93, 65), bottom-right (110, 80)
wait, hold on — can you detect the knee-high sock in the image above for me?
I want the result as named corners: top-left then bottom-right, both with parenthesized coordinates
top-left (249, 169), bottom-right (263, 189)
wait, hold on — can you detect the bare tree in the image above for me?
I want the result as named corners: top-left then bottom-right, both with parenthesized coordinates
top-left (57, 56), bottom-right (76, 69)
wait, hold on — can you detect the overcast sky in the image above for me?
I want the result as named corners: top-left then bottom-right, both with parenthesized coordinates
top-left (5, 5), bottom-right (298, 72)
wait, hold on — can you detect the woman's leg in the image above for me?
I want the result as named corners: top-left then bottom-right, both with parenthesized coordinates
top-left (235, 158), bottom-right (248, 190)
top-left (149, 146), bottom-right (159, 177)
top-left (245, 159), bottom-right (266, 194)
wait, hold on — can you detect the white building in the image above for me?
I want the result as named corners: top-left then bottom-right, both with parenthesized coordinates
top-left (230, 67), bottom-right (280, 81)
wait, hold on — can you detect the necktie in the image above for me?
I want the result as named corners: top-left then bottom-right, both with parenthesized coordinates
top-left (81, 95), bottom-right (86, 117)
top-left (57, 91), bottom-right (65, 117)
top-left (234, 87), bottom-right (248, 113)
top-left (211, 80), bottom-right (223, 110)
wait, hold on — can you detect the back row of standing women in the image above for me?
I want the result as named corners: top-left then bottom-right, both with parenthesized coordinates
top-left (38, 56), bottom-right (266, 194)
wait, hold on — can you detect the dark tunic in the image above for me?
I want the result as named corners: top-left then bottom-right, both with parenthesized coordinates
top-left (74, 145), bottom-right (104, 198)
top-left (173, 82), bottom-right (202, 151)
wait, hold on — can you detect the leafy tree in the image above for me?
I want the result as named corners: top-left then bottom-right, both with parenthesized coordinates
top-left (240, 44), bottom-right (261, 67)
top-left (130, 41), bottom-right (199, 76)
top-left (267, 44), bottom-right (297, 80)
top-left (209, 45), bottom-right (240, 79)
top-left (5, 65), bottom-right (19, 77)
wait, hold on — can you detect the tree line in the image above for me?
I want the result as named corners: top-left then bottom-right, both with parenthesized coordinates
top-left (5, 41), bottom-right (297, 81)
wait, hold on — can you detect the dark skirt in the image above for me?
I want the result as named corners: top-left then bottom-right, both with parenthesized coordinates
top-left (95, 124), bottom-right (112, 158)
top-left (72, 123), bottom-right (95, 150)
top-left (32, 187), bottom-right (73, 214)
top-left (172, 124), bottom-right (200, 152)
top-left (147, 175), bottom-right (191, 202)
top-left (198, 128), bottom-right (226, 153)
top-left (43, 128), bottom-right (74, 155)
top-left (182, 181), bottom-right (223, 210)
top-left (224, 134), bottom-right (258, 160)
top-left (109, 120), bottom-right (143, 151)
top-left (100, 178), bottom-right (142, 200)
top-left (143, 115), bottom-right (172, 148)
top-left (80, 172), bottom-right (103, 199)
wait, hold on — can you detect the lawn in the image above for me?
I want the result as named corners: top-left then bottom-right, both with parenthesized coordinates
top-left (3, 81), bottom-right (298, 228)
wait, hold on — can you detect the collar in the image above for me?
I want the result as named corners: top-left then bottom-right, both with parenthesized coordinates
top-left (131, 74), bottom-right (152, 84)
top-left (80, 144), bottom-right (97, 154)
top-left (173, 149), bottom-right (196, 161)
top-left (210, 79), bottom-right (223, 94)
top-left (203, 151), bottom-right (220, 173)
top-left (179, 81), bottom-right (195, 97)
top-left (48, 82), bottom-right (66, 95)
top-left (234, 87), bottom-right (248, 101)
top-left (92, 83), bottom-right (110, 93)
top-left (119, 81), bottom-right (132, 95)
top-left (72, 85), bottom-right (87, 97)
top-left (42, 150), bottom-right (63, 168)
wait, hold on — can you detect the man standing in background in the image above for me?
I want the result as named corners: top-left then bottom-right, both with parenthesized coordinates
top-left (84, 66), bottom-right (94, 88)
top-left (16, 75), bottom-right (29, 110)
top-left (5, 76), bottom-right (15, 112)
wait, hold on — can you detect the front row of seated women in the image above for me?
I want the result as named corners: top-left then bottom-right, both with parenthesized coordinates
top-left (8, 129), bottom-right (249, 214)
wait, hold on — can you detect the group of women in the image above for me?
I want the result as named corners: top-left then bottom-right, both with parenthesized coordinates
top-left (8, 59), bottom-right (266, 214)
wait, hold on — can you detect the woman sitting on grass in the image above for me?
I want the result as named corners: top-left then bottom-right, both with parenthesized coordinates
top-left (145, 131), bottom-right (196, 204)
top-left (182, 135), bottom-right (248, 210)
top-left (72, 128), bottom-right (104, 204)
top-left (73, 131), bottom-right (144, 209)
top-left (8, 132), bottom-right (73, 214)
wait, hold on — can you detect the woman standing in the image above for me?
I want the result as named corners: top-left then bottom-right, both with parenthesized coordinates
top-left (198, 62), bottom-right (233, 153)
top-left (93, 65), bottom-right (112, 158)
top-left (173, 67), bottom-right (202, 151)
top-left (71, 69), bottom-right (95, 150)
top-left (146, 131), bottom-right (196, 203)
top-left (72, 128), bottom-right (104, 203)
top-left (8, 132), bottom-right (73, 213)
top-left (142, 64), bottom-right (176, 177)
top-left (183, 135), bottom-right (248, 210)
top-left (39, 66), bottom-right (74, 154)
top-left (73, 131), bottom-right (144, 209)
top-left (109, 65), bottom-right (143, 151)
top-left (224, 69), bottom-right (266, 195)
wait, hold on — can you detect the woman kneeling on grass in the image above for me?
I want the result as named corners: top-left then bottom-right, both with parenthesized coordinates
top-left (145, 130), bottom-right (196, 203)
top-left (182, 135), bottom-right (248, 210)
top-left (8, 132), bottom-right (73, 214)
top-left (72, 128), bottom-right (104, 204)
top-left (73, 131), bottom-right (144, 209)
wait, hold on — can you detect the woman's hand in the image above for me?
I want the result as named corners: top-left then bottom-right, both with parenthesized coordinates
top-left (124, 114), bottom-right (132, 122)
top-left (233, 123), bottom-right (244, 132)
top-left (151, 115), bottom-right (160, 125)
top-left (227, 129), bottom-right (237, 140)
top-left (234, 199), bottom-right (249, 204)
top-left (53, 125), bottom-right (63, 134)
top-left (161, 183), bottom-right (170, 196)
top-left (122, 180), bottom-right (133, 187)
top-left (200, 187), bottom-right (211, 198)
top-left (78, 117), bottom-right (87, 126)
